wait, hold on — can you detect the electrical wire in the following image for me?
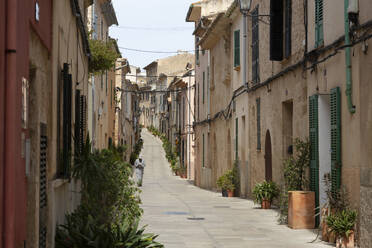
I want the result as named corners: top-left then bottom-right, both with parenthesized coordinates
top-left (118, 46), bottom-right (196, 54)
top-left (111, 25), bottom-right (193, 31)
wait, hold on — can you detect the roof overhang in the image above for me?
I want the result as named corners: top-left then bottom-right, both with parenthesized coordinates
top-left (198, 13), bottom-right (230, 49)
top-left (143, 61), bottom-right (158, 71)
top-left (101, 1), bottom-right (118, 26)
top-left (186, 2), bottom-right (202, 22)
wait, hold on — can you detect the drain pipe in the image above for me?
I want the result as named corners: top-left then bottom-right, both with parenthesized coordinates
top-left (344, 0), bottom-right (356, 113)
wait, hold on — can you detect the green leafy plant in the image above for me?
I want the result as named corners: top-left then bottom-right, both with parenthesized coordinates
top-left (73, 137), bottom-right (142, 226)
top-left (326, 209), bottom-right (357, 237)
top-left (130, 138), bottom-right (144, 165)
top-left (252, 180), bottom-right (280, 204)
top-left (56, 210), bottom-right (163, 248)
top-left (277, 187), bottom-right (289, 224)
top-left (283, 138), bottom-right (310, 191)
top-left (217, 170), bottom-right (235, 191)
top-left (89, 39), bottom-right (120, 74)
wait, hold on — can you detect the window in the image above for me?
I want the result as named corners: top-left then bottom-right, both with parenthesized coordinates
top-left (197, 83), bottom-right (200, 120)
top-left (196, 37), bottom-right (200, 65)
top-left (315, 0), bottom-right (324, 47)
top-left (110, 80), bottom-right (113, 106)
top-left (269, 0), bottom-right (291, 60)
top-left (256, 98), bottom-right (261, 150)
top-left (234, 30), bottom-right (240, 67)
top-left (105, 71), bottom-right (108, 95)
top-left (202, 71), bottom-right (205, 104)
top-left (284, 0), bottom-right (292, 58)
top-left (252, 6), bottom-right (260, 83)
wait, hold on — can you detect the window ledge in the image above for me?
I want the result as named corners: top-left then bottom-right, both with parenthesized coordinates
top-left (52, 178), bottom-right (69, 189)
top-left (234, 66), bottom-right (241, 71)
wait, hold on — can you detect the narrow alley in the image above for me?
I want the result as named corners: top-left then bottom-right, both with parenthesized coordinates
top-left (140, 129), bottom-right (331, 248)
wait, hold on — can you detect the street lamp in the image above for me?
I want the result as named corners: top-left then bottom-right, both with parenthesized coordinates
top-left (238, 0), bottom-right (252, 88)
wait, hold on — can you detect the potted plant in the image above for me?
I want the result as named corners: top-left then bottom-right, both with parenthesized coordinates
top-left (326, 209), bottom-right (357, 248)
top-left (252, 181), bottom-right (279, 209)
top-left (283, 139), bottom-right (315, 229)
top-left (217, 170), bottom-right (235, 197)
top-left (179, 166), bottom-right (187, 179)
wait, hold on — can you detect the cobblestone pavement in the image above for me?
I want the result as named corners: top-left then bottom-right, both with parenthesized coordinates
top-left (139, 130), bottom-right (333, 248)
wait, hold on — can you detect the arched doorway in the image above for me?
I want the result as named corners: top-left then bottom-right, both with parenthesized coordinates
top-left (265, 130), bottom-right (272, 181)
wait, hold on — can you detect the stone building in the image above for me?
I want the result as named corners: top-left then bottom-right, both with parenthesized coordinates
top-left (168, 70), bottom-right (196, 180)
top-left (186, 0), bottom-right (234, 189)
top-left (188, 0), bottom-right (372, 245)
top-left (142, 53), bottom-right (195, 130)
top-left (87, 0), bottom-right (118, 150)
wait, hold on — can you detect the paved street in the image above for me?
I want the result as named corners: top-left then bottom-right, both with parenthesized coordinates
top-left (139, 130), bottom-right (332, 248)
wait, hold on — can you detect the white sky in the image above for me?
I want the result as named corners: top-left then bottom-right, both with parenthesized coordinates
top-left (109, 0), bottom-right (196, 70)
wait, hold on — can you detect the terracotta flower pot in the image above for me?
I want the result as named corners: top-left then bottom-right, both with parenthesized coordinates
top-left (288, 191), bottom-right (315, 229)
top-left (227, 190), bottom-right (234, 197)
top-left (336, 231), bottom-right (354, 248)
top-left (261, 199), bottom-right (271, 209)
top-left (328, 230), bottom-right (336, 244)
top-left (321, 222), bottom-right (329, 242)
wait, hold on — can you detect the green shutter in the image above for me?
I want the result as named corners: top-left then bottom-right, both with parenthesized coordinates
top-left (315, 0), bottom-right (324, 47)
top-left (309, 94), bottom-right (319, 227)
top-left (235, 118), bottom-right (238, 161)
top-left (202, 134), bottom-right (205, 168)
top-left (234, 30), bottom-right (240, 67)
top-left (257, 98), bottom-right (261, 150)
top-left (330, 87), bottom-right (341, 196)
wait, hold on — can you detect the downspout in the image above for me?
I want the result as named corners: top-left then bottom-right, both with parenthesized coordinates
top-left (344, 0), bottom-right (356, 113)
top-left (4, 0), bottom-right (17, 247)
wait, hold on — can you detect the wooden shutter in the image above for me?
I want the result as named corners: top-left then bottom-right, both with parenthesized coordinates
top-left (75, 90), bottom-right (81, 154)
top-left (234, 30), bottom-right (240, 67)
top-left (270, 0), bottom-right (284, 61)
top-left (330, 87), bottom-right (341, 196)
top-left (256, 98), bottom-right (261, 150)
top-left (80, 95), bottom-right (87, 147)
top-left (202, 71), bottom-right (205, 104)
top-left (62, 63), bottom-right (72, 178)
top-left (235, 118), bottom-right (238, 161)
top-left (202, 134), bottom-right (205, 167)
top-left (39, 123), bottom-right (47, 248)
top-left (309, 95), bottom-right (319, 227)
top-left (284, 0), bottom-right (292, 58)
top-left (315, 0), bottom-right (324, 47)
top-left (252, 7), bottom-right (260, 83)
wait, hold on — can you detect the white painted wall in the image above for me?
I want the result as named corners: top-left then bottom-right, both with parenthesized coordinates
top-left (318, 95), bottom-right (331, 207)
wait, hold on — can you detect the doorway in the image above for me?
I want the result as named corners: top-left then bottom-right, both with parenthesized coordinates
top-left (265, 130), bottom-right (272, 181)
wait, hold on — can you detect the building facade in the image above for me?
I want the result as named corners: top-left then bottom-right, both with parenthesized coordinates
top-left (187, 0), bottom-right (372, 245)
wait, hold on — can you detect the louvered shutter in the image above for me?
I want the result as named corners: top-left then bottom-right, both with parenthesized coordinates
top-left (256, 98), bottom-right (261, 150)
top-left (39, 123), bottom-right (47, 248)
top-left (62, 63), bottom-right (72, 178)
top-left (234, 30), bottom-right (240, 67)
top-left (284, 0), bottom-right (292, 58)
top-left (252, 7), bottom-right (260, 83)
top-left (270, 0), bottom-right (284, 61)
top-left (330, 87), bottom-right (341, 196)
top-left (315, 0), bottom-right (324, 47)
top-left (235, 118), bottom-right (238, 161)
top-left (80, 95), bottom-right (87, 145)
top-left (75, 90), bottom-right (81, 154)
top-left (309, 95), bottom-right (319, 227)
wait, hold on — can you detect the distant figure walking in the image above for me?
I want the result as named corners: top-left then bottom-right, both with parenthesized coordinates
top-left (134, 157), bottom-right (146, 186)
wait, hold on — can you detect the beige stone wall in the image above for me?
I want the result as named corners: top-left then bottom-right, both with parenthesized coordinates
top-left (27, 29), bottom-right (52, 248)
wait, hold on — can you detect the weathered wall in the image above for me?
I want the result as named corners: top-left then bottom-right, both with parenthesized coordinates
top-left (357, 35), bottom-right (372, 248)
top-left (27, 29), bottom-right (52, 248)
